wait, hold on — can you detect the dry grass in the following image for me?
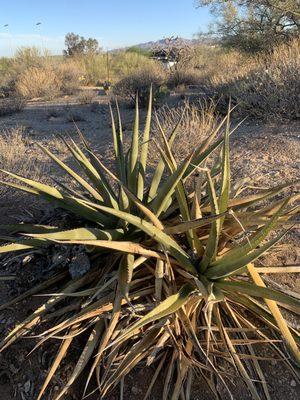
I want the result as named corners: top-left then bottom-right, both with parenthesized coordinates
top-left (167, 68), bottom-right (203, 90)
top-left (199, 39), bottom-right (300, 119)
top-left (231, 38), bottom-right (300, 119)
top-left (0, 127), bottom-right (43, 222)
top-left (56, 60), bottom-right (84, 95)
top-left (76, 89), bottom-right (96, 104)
top-left (152, 99), bottom-right (219, 163)
top-left (16, 66), bottom-right (61, 99)
top-left (113, 62), bottom-right (168, 106)
top-left (0, 96), bottom-right (26, 116)
top-left (2, 39), bottom-right (299, 119)
top-left (0, 127), bottom-right (46, 176)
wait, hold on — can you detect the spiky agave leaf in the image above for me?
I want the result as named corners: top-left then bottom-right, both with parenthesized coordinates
top-left (0, 91), bottom-right (299, 400)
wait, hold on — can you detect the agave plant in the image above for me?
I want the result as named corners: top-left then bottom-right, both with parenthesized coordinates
top-left (0, 89), bottom-right (299, 400)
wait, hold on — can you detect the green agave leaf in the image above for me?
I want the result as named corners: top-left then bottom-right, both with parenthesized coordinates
top-left (1, 171), bottom-right (113, 226)
top-left (212, 199), bottom-right (289, 267)
top-left (37, 144), bottom-right (104, 202)
top-left (0, 179), bottom-right (39, 195)
top-left (82, 202), bottom-right (197, 273)
top-left (164, 212), bottom-right (227, 235)
top-left (0, 238), bottom-right (46, 254)
top-left (118, 253), bottom-right (135, 299)
top-left (54, 239), bottom-right (166, 261)
top-left (26, 227), bottom-right (124, 241)
top-left (220, 179), bottom-right (300, 212)
top-left (155, 127), bottom-right (197, 249)
top-left (0, 275), bottom-right (16, 281)
top-left (216, 280), bottom-right (300, 310)
top-left (199, 171), bottom-right (220, 273)
top-left (150, 152), bottom-right (194, 217)
top-left (72, 128), bottom-right (119, 205)
top-left (110, 283), bottom-right (195, 346)
top-left (137, 85), bottom-right (152, 200)
top-left (61, 137), bottom-right (119, 209)
top-left (128, 95), bottom-right (139, 195)
top-left (148, 108), bottom-right (185, 202)
top-left (218, 108), bottom-right (230, 228)
top-left (207, 229), bottom-right (288, 280)
top-left (85, 149), bottom-right (129, 212)
top-left (109, 102), bottom-right (126, 183)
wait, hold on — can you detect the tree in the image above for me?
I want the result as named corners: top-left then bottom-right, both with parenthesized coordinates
top-left (197, 1), bottom-right (300, 52)
top-left (64, 33), bottom-right (100, 56)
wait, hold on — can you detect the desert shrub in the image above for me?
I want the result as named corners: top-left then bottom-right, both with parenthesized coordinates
top-left (0, 96), bottom-right (26, 116)
top-left (231, 38), bottom-right (300, 119)
top-left (0, 93), bottom-right (299, 400)
top-left (113, 62), bottom-right (168, 106)
top-left (112, 51), bottom-right (154, 79)
top-left (200, 48), bottom-right (252, 87)
top-left (15, 66), bottom-right (60, 99)
top-left (0, 127), bottom-right (47, 194)
top-left (13, 46), bottom-right (46, 69)
top-left (77, 53), bottom-right (107, 85)
top-left (0, 58), bottom-right (12, 89)
top-left (0, 48), bottom-right (58, 99)
top-left (76, 51), bottom-right (156, 86)
top-left (167, 68), bottom-right (203, 89)
top-left (0, 127), bottom-right (30, 172)
top-left (56, 60), bottom-right (83, 95)
top-left (189, 40), bottom-right (299, 120)
top-left (211, 39), bottom-right (300, 119)
top-left (76, 89), bottom-right (95, 104)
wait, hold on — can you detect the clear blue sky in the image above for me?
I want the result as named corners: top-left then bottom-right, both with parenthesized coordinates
top-left (0, 0), bottom-right (212, 56)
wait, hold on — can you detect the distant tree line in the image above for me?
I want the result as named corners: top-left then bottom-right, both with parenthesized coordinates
top-left (197, 0), bottom-right (300, 52)
top-left (64, 33), bottom-right (101, 56)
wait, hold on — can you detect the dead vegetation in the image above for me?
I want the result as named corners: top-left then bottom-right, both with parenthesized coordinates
top-left (0, 96), bottom-right (26, 117)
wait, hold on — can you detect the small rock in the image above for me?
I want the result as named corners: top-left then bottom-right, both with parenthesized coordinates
top-left (131, 387), bottom-right (139, 395)
top-left (24, 380), bottom-right (31, 393)
top-left (290, 380), bottom-right (297, 387)
top-left (68, 252), bottom-right (90, 279)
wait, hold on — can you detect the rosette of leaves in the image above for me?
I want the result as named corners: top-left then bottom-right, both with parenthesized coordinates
top-left (0, 89), bottom-right (299, 400)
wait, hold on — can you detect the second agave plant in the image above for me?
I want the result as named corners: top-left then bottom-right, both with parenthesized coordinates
top-left (0, 89), bottom-right (299, 400)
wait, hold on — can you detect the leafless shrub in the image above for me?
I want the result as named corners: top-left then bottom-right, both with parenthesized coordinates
top-left (76, 89), bottom-right (95, 104)
top-left (0, 96), bottom-right (26, 116)
top-left (200, 39), bottom-right (300, 119)
top-left (0, 127), bottom-right (49, 197)
top-left (231, 38), bottom-right (300, 119)
top-left (16, 66), bottom-right (60, 99)
top-left (113, 62), bottom-right (168, 106)
top-left (56, 61), bottom-right (83, 95)
top-left (167, 68), bottom-right (202, 90)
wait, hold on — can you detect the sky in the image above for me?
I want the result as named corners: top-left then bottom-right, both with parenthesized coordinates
top-left (0, 0), bottom-right (212, 56)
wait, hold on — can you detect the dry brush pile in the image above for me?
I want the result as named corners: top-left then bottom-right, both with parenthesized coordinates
top-left (0, 91), bottom-right (299, 400)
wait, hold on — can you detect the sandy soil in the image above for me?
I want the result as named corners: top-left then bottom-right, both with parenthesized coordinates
top-left (0, 92), bottom-right (299, 399)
